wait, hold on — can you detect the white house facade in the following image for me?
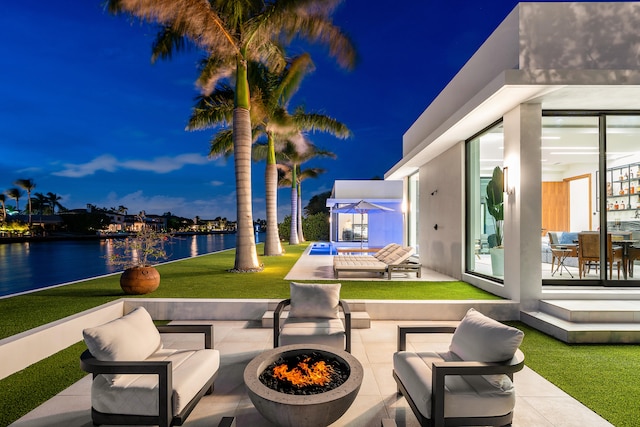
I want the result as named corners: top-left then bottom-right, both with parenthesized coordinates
top-left (386, 2), bottom-right (640, 310)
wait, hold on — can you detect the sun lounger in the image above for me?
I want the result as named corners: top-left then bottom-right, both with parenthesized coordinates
top-left (333, 245), bottom-right (418, 279)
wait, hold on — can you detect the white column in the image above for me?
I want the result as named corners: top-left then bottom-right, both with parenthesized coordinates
top-left (503, 103), bottom-right (542, 310)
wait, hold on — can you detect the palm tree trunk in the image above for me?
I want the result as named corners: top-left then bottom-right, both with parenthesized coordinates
top-left (289, 166), bottom-right (299, 245)
top-left (27, 190), bottom-right (32, 225)
top-left (263, 133), bottom-right (283, 255)
top-left (232, 55), bottom-right (260, 271)
top-left (297, 181), bottom-right (305, 242)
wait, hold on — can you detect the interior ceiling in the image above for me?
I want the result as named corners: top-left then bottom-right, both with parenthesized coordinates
top-left (480, 86), bottom-right (640, 176)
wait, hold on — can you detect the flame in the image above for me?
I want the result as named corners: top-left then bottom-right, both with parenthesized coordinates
top-left (272, 357), bottom-right (334, 387)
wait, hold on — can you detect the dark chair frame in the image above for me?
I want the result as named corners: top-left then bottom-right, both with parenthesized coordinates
top-left (273, 298), bottom-right (352, 353)
top-left (393, 325), bottom-right (525, 427)
top-left (80, 324), bottom-right (217, 427)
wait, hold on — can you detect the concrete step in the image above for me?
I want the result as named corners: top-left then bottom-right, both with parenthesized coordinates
top-left (261, 310), bottom-right (371, 329)
top-left (521, 310), bottom-right (640, 343)
top-left (539, 299), bottom-right (640, 323)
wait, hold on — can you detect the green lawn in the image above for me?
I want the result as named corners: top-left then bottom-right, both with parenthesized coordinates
top-left (0, 242), bottom-right (638, 426)
top-left (0, 243), bottom-right (494, 339)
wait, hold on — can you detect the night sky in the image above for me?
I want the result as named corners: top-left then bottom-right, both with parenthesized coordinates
top-left (1, 0), bottom-right (536, 220)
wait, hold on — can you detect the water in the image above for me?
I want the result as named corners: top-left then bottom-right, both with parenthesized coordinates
top-left (308, 242), bottom-right (337, 255)
top-left (0, 233), bottom-right (254, 297)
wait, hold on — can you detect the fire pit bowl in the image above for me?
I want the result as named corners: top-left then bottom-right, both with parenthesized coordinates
top-left (244, 344), bottom-right (363, 427)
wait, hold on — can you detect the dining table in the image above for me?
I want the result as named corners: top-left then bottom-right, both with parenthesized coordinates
top-left (615, 239), bottom-right (639, 280)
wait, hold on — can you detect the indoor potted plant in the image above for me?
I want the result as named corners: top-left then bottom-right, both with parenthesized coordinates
top-left (486, 166), bottom-right (504, 276)
top-left (107, 218), bottom-right (171, 294)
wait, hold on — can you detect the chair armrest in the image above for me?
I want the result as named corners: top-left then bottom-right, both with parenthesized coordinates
top-left (80, 349), bottom-right (173, 423)
top-left (273, 299), bottom-right (291, 348)
top-left (156, 324), bottom-right (214, 349)
top-left (432, 349), bottom-right (525, 377)
top-left (431, 349), bottom-right (525, 425)
top-left (80, 349), bottom-right (173, 376)
top-left (397, 324), bottom-right (458, 351)
top-left (339, 300), bottom-right (351, 353)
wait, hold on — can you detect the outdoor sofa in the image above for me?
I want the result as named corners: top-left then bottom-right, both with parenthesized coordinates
top-left (80, 306), bottom-right (220, 427)
top-left (333, 243), bottom-right (419, 279)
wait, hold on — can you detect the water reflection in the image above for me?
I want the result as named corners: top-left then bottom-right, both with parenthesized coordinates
top-left (0, 233), bottom-right (253, 297)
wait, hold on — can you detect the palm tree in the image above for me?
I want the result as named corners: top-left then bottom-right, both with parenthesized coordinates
top-left (6, 188), bottom-right (23, 213)
top-left (32, 192), bottom-right (49, 215)
top-left (277, 140), bottom-right (336, 244)
top-left (107, 0), bottom-right (356, 272)
top-left (193, 55), bottom-right (330, 256)
top-left (0, 194), bottom-right (6, 222)
top-left (47, 192), bottom-right (64, 214)
top-left (15, 178), bottom-right (35, 224)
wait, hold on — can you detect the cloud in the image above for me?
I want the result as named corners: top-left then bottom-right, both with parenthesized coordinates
top-left (53, 154), bottom-right (118, 178)
top-left (53, 153), bottom-right (210, 177)
top-left (209, 180), bottom-right (224, 187)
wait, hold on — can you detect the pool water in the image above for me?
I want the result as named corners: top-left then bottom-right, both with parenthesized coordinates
top-left (308, 242), bottom-right (337, 255)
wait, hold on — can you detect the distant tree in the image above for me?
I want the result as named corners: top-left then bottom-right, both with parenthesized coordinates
top-left (61, 212), bottom-right (110, 234)
top-left (32, 192), bottom-right (49, 214)
top-left (15, 178), bottom-right (36, 225)
top-left (277, 141), bottom-right (335, 244)
top-left (46, 192), bottom-right (64, 214)
top-left (303, 212), bottom-right (330, 241)
top-left (0, 194), bottom-right (6, 221)
top-left (305, 191), bottom-right (331, 216)
top-left (5, 188), bottom-right (23, 213)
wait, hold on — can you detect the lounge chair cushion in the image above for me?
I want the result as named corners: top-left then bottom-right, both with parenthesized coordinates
top-left (393, 350), bottom-right (515, 420)
top-left (278, 317), bottom-right (346, 349)
top-left (289, 282), bottom-right (341, 319)
top-left (450, 308), bottom-right (524, 363)
top-left (91, 347), bottom-right (220, 416)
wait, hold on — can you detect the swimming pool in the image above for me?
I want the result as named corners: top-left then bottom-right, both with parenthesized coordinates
top-left (308, 242), bottom-right (337, 255)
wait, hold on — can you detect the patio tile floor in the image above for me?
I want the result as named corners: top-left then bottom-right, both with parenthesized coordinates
top-left (11, 319), bottom-right (612, 427)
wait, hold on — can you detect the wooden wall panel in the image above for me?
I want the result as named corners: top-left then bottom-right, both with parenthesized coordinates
top-left (542, 181), bottom-right (569, 234)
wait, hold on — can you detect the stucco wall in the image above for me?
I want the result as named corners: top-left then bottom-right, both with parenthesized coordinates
top-left (519, 2), bottom-right (640, 70)
top-left (419, 142), bottom-right (464, 279)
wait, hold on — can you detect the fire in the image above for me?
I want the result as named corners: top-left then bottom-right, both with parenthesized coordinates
top-left (272, 357), bottom-right (334, 387)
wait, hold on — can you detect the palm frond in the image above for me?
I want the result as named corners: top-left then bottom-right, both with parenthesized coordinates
top-left (277, 53), bottom-right (315, 106)
top-left (298, 167), bottom-right (326, 181)
top-left (108, 0), bottom-right (239, 55)
top-left (197, 56), bottom-right (236, 94)
top-left (209, 129), bottom-right (234, 158)
top-left (293, 109), bottom-right (352, 138)
top-left (186, 85), bottom-right (235, 130)
top-left (252, 141), bottom-right (269, 161)
top-left (151, 25), bottom-right (191, 63)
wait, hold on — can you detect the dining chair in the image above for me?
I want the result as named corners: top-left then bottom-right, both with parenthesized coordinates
top-left (577, 232), bottom-right (622, 279)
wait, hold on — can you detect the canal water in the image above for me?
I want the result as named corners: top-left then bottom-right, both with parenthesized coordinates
top-left (0, 233), bottom-right (257, 298)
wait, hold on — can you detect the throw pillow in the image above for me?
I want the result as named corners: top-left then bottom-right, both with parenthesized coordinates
top-left (449, 308), bottom-right (523, 362)
top-left (83, 306), bottom-right (162, 362)
top-left (289, 282), bottom-right (341, 319)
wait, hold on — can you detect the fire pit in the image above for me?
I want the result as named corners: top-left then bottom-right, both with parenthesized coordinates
top-left (244, 344), bottom-right (363, 427)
